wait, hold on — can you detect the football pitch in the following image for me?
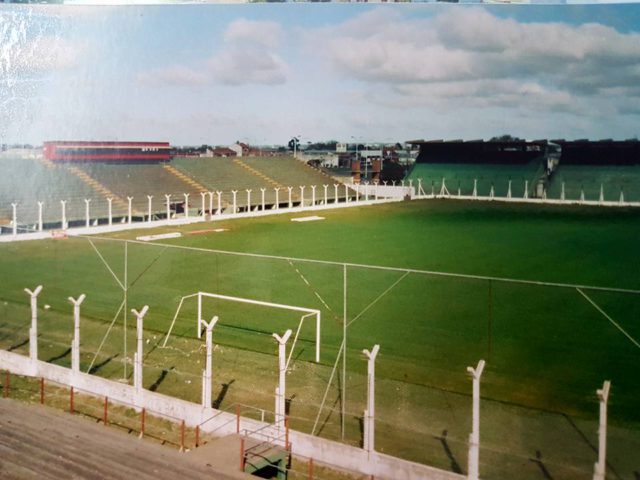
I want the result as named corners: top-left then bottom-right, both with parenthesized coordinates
top-left (1, 199), bottom-right (640, 479)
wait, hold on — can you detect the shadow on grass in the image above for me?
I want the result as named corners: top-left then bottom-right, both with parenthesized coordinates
top-left (88, 354), bottom-right (119, 375)
top-left (212, 379), bottom-right (235, 409)
top-left (46, 347), bottom-right (71, 363)
top-left (149, 366), bottom-right (175, 392)
top-left (434, 429), bottom-right (462, 474)
top-left (562, 414), bottom-right (622, 480)
top-left (529, 450), bottom-right (553, 480)
top-left (8, 337), bottom-right (29, 352)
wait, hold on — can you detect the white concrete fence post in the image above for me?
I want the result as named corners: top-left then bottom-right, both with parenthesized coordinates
top-left (467, 359), bottom-right (485, 480)
top-left (507, 180), bottom-right (512, 199)
top-left (232, 190), bottom-right (238, 215)
top-left (11, 203), bottom-right (17, 236)
top-left (364, 182), bottom-right (369, 202)
top-left (273, 329), bottom-right (292, 429)
top-left (164, 194), bottom-right (171, 222)
top-left (311, 185), bottom-right (317, 206)
top-left (37, 201), bottom-right (44, 232)
top-left (287, 187), bottom-right (293, 209)
top-left (260, 188), bottom-right (266, 211)
top-left (334, 184), bottom-right (339, 204)
top-left (323, 184), bottom-right (328, 205)
top-left (275, 187), bottom-right (280, 210)
top-left (147, 196), bottom-right (153, 223)
top-left (472, 179), bottom-right (478, 198)
top-left (216, 191), bottom-right (222, 215)
top-left (524, 181), bottom-right (529, 199)
top-left (68, 294), bottom-right (86, 373)
top-left (60, 200), bottom-right (67, 230)
top-left (24, 285), bottom-right (43, 362)
top-left (561, 182), bottom-right (565, 201)
top-left (363, 344), bottom-right (380, 454)
top-left (299, 186), bottom-right (305, 208)
top-left (246, 189), bottom-right (252, 212)
top-left (599, 184), bottom-right (604, 204)
top-left (344, 183), bottom-right (350, 203)
top-left (127, 197), bottom-right (133, 224)
top-left (131, 306), bottom-right (149, 393)
top-left (183, 193), bottom-right (190, 219)
top-left (84, 199), bottom-right (91, 228)
top-left (201, 192), bottom-right (207, 219)
top-left (200, 316), bottom-right (218, 409)
top-left (208, 191), bottom-right (214, 216)
top-left (107, 198), bottom-right (113, 226)
top-left (593, 380), bottom-right (611, 480)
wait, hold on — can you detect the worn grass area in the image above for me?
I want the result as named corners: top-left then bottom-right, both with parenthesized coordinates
top-left (1, 199), bottom-right (640, 479)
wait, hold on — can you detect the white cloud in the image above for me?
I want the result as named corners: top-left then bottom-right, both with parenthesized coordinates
top-left (308, 8), bottom-right (640, 116)
top-left (224, 19), bottom-right (283, 49)
top-left (210, 48), bottom-right (288, 86)
top-left (137, 18), bottom-right (288, 87)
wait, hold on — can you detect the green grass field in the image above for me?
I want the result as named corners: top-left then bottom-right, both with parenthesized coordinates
top-left (1, 199), bottom-right (640, 479)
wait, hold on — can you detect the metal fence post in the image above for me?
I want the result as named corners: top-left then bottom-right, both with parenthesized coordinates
top-left (69, 386), bottom-right (74, 414)
top-left (103, 396), bottom-right (108, 426)
top-left (40, 378), bottom-right (45, 404)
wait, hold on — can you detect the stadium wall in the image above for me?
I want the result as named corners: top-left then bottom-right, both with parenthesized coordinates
top-left (0, 347), bottom-right (464, 480)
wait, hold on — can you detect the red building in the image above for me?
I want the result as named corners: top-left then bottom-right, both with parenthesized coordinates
top-left (43, 141), bottom-right (171, 163)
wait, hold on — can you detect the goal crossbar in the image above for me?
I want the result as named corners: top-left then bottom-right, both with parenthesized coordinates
top-left (164, 291), bottom-right (321, 362)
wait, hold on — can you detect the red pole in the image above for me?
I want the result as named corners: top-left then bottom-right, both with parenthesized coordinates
top-left (69, 386), bottom-right (74, 414)
top-left (180, 420), bottom-right (185, 452)
top-left (103, 397), bottom-right (108, 426)
top-left (240, 437), bottom-right (245, 472)
top-left (308, 458), bottom-right (314, 480)
top-left (3, 371), bottom-right (9, 398)
top-left (285, 416), bottom-right (290, 451)
top-left (195, 425), bottom-right (200, 448)
top-left (140, 408), bottom-right (146, 438)
top-left (40, 378), bottom-right (44, 405)
top-left (236, 404), bottom-right (240, 434)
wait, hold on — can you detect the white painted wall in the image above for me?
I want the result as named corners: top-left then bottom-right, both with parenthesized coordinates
top-left (0, 348), bottom-right (464, 480)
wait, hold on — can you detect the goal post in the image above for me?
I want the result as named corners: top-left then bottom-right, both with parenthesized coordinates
top-left (164, 291), bottom-right (322, 363)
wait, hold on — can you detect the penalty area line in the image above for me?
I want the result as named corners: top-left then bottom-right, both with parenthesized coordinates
top-left (576, 287), bottom-right (640, 350)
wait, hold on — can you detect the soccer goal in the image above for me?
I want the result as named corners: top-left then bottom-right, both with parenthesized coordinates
top-left (162, 291), bottom-right (322, 363)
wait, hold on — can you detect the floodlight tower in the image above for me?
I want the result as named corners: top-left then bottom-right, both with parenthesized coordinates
top-left (24, 286), bottom-right (43, 362)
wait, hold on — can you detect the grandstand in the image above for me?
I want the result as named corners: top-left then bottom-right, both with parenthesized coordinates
top-left (406, 140), bottom-right (549, 198)
top-left (172, 156), bottom-right (342, 209)
top-left (0, 152), bottom-right (351, 232)
top-left (547, 140), bottom-right (640, 202)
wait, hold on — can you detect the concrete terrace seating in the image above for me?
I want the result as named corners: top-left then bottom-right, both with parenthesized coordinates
top-left (0, 157), bottom-right (103, 227)
top-left (406, 162), bottom-right (546, 198)
top-left (547, 165), bottom-right (640, 202)
top-left (174, 156), bottom-right (342, 209)
top-left (77, 163), bottom-right (203, 215)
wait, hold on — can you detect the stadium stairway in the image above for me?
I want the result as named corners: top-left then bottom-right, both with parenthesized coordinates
top-left (64, 165), bottom-right (129, 211)
top-left (162, 164), bottom-right (208, 193)
top-left (232, 159), bottom-right (285, 189)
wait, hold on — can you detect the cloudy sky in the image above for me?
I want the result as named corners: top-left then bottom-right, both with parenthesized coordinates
top-left (1, 4), bottom-right (640, 146)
